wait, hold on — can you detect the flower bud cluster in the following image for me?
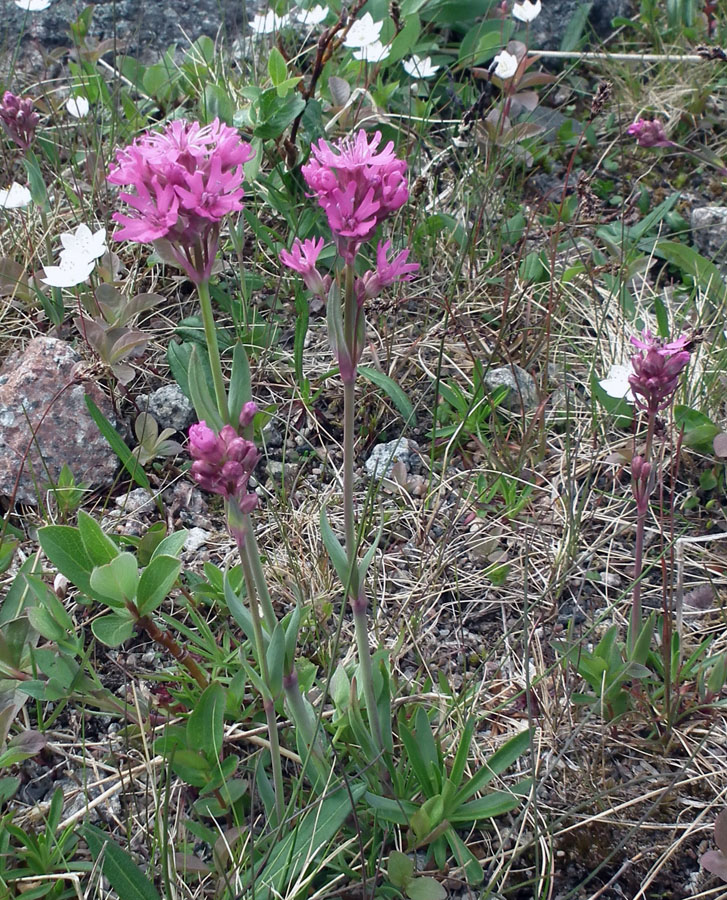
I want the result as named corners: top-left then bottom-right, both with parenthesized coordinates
top-left (628, 331), bottom-right (691, 414)
top-left (301, 129), bottom-right (409, 263)
top-left (626, 118), bottom-right (673, 149)
top-left (108, 119), bottom-right (254, 283)
top-left (0, 91), bottom-right (39, 150)
top-left (188, 420), bottom-right (260, 507)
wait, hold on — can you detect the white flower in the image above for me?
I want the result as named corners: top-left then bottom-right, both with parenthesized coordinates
top-left (59, 224), bottom-right (107, 263)
top-left (351, 39), bottom-right (390, 63)
top-left (66, 96), bottom-right (90, 118)
top-left (14, 0), bottom-right (51, 9)
top-left (512, 0), bottom-right (541, 22)
top-left (0, 182), bottom-right (32, 209)
top-left (41, 257), bottom-right (95, 288)
top-left (343, 13), bottom-right (383, 49)
top-left (402, 55), bottom-right (440, 78)
top-left (249, 11), bottom-right (290, 34)
top-left (599, 364), bottom-right (634, 403)
top-left (294, 4), bottom-right (328, 25)
top-left (492, 50), bottom-right (519, 79)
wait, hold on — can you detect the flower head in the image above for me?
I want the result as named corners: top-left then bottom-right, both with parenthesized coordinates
top-left (250, 10), bottom-right (290, 34)
top-left (358, 240), bottom-right (419, 302)
top-left (491, 50), bottom-right (519, 80)
top-left (0, 91), bottom-right (39, 150)
top-left (352, 40), bottom-right (390, 63)
top-left (343, 13), bottom-right (383, 49)
top-left (280, 237), bottom-right (331, 297)
top-left (627, 117), bottom-right (673, 149)
top-left (599, 364), bottom-right (634, 403)
top-left (40, 223), bottom-right (106, 288)
top-left (628, 330), bottom-right (691, 413)
top-left (66, 96), bottom-right (90, 118)
top-left (512, 0), bottom-right (541, 22)
top-left (108, 119), bottom-right (254, 283)
top-left (188, 421), bottom-right (260, 506)
top-left (0, 182), bottom-right (32, 209)
top-left (294, 4), bottom-right (328, 25)
top-left (301, 129), bottom-right (408, 262)
top-left (402, 55), bottom-right (440, 78)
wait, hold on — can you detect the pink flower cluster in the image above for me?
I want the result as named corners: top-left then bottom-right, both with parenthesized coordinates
top-left (0, 91), bottom-right (39, 150)
top-left (627, 118), bottom-right (673, 149)
top-left (108, 119), bottom-right (254, 283)
top-left (629, 331), bottom-right (691, 413)
top-left (301, 129), bottom-right (409, 263)
top-left (188, 420), bottom-right (260, 507)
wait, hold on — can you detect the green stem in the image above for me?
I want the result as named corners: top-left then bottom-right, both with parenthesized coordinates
top-left (245, 520), bottom-right (278, 633)
top-left (238, 540), bottom-right (285, 826)
top-left (197, 278), bottom-right (228, 422)
top-left (630, 413), bottom-right (656, 653)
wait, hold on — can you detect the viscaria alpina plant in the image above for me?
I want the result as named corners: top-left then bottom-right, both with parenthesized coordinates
top-left (0, 91), bottom-right (39, 150)
top-left (283, 129), bottom-right (418, 759)
top-left (628, 330), bottom-right (691, 649)
top-left (108, 119), bottom-right (254, 418)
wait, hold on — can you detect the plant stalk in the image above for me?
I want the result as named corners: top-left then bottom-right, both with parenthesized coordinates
top-left (197, 278), bottom-right (228, 422)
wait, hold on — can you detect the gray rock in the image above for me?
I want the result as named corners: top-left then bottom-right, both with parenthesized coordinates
top-left (529, 0), bottom-right (633, 51)
top-left (691, 206), bottom-right (727, 276)
top-left (114, 487), bottom-right (154, 513)
top-left (364, 438), bottom-right (420, 479)
top-left (5, 0), bottom-right (252, 65)
top-left (0, 337), bottom-right (120, 505)
top-left (137, 384), bottom-right (195, 433)
top-left (483, 365), bottom-right (538, 411)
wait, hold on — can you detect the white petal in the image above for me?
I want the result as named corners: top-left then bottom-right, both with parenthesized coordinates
top-left (403, 55), bottom-right (440, 78)
top-left (343, 13), bottom-right (383, 48)
top-left (599, 364), bottom-right (634, 402)
top-left (0, 182), bottom-right (32, 209)
top-left (513, 0), bottom-right (541, 22)
top-left (352, 39), bottom-right (390, 62)
top-left (66, 96), bottom-right (90, 118)
top-left (41, 258), bottom-right (94, 288)
top-left (250, 11), bottom-right (289, 33)
top-left (59, 224), bottom-right (107, 262)
top-left (492, 50), bottom-right (519, 79)
top-left (14, 0), bottom-right (51, 9)
top-left (295, 4), bottom-right (328, 24)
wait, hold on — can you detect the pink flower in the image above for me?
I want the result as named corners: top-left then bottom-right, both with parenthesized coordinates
top-left (280, 236), bottom-right (330, 297)
top-left (628, 331), bottom-right (691, 413)
top-left (108, 119), bottom-right (254, 283)
top-left (358, 240), bottom-right (419, 302)
top-left (0, 91), bottom-right (39, 150)
top-left (188, 421), bottom-right (260, 503)
top-left (301, 129), bottom-right (409, 262)
top-left (626, 118), bottom-right (673, 149)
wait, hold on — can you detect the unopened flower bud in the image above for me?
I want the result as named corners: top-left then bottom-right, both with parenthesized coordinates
top-left (54, 573), bottom-right (69, 599)
top-left (239, 401), bottom-right (258, 427)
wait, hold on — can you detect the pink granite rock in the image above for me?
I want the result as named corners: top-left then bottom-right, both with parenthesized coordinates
top-left (0, 337), bottom-right (120, 505)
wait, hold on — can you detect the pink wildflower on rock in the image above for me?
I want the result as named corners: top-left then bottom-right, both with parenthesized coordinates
top-left (108, 119), bottom-right (254, 284)
top-left (188, 421), bottom-right (260, 507)
top-left (301, 129), bottom-right (409, 262)
top-left (280, 236), bottom-right (331, 297)
top-left (0, 91), bottom-right (39, 150)
top-left (627, 118), bottom-right (673, 149)
top-left (358, 240), bottom-right (419, 302)
top-left (628, 330), bottom-right (691, 414)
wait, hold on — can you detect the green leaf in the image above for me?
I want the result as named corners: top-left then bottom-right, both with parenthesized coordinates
top-left (228, 342), bottom-right (252, 427)
top-left (415, 706), bottom-right (441, 790)
top-left (448, 718), bottom-right (475, 791)
top-left (82, 824), bottom-right (162, 900)
top-left (363, 791), bottom-right (417, 825)
top-left (187, 681), bottom-right (226, 757)
top-left (387, 850), bottom-right (414, 889)
top-left (654, 240), bottom-right (727, 305)
top-left (444, 827), bottom-right (484, 885)
top-left (359, 366), bottom-right (415, 425)
top-left (136, 555), bottom-right (181, 616)
top-left (320, 507), bottom-right (355, 592)
top-left (265, 621), bottom-right (285, 699)
top-left (203, 83), bottom-right (234, 125)
top-left (252, 89), bottom-right (305, 140)
top-left (90, 553), bottom-right (139, 605)
top-left (294, 294), bottom-right (309, 386)
top-left (387, 14), bottom-right (420, 63)
top-left (268, 47), bottom-right (287, 86)
top-left (91, 614), bottom-right (135, 647)
top-left (85, 396), bottom-right (154, 495)
top-left (406, 877), bottom-right (447, 900)
top-left (38, 525), bottom-right (94, 596)
top-left (151, 530), bottom-right (188, 561)
top-left (26, 606), bottom-right (66, 643)
top-left (23, 150), bottom-right (48, 208)
top-left (400, 718), bottom-right (435, 796)
top-left (559, 1), bottom-right (592, 51)
top-left (449, 781), bottom-right (531, 822)
top-left (453, 727), bottom-right (532, 806)
top-left (77, 510), bottom-right (119, 566)
top-left (188, 345), bottom-right (224, 431)
top-left (223, 573), bottom-right (256, 645)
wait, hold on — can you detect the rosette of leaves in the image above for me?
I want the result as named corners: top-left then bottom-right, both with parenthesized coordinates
top-left (74, 285), bottom-right (164, 385)
top-left (131, 412), bottom-right (183, 465)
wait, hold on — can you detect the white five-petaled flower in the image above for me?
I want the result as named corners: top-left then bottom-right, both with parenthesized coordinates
top-left (352, 39), bottom-right (390, 62)
top-left (41, 224), bottom-right (107, 288)
top-left (599, 364), bottom-right (634, 403)
top-left (0, 182), bottom-right (32, 209)
top-left (343, 13), bottom-right (383, 49)
top-left (14, 0), bottom-right (51, 9)
top-left (512, 0), bottom-right (541, 22)
top-left (249, 11), bottom-right (290, 34)
top-left (492, 50), bottom-right (519, 80)
top-left (66, 96), bottom-right (90, 118)
top-left (402, 55), bottom-right (440, 79)
top-left (294, 4), bottom-right (328, 25)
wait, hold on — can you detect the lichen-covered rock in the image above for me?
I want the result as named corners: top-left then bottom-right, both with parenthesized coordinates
top-left (484, 365), bottom-right (538, 411)
top-left (0, 337), bottom-right (120, 504)
top-left (365, 438), bottom-right (420, 480)
top-left (529, 0), bottom-right (633, 50)
top-left (691, 206), bottom-right (727, 276)
top-left (137, 384), bottom-right (195, 433)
